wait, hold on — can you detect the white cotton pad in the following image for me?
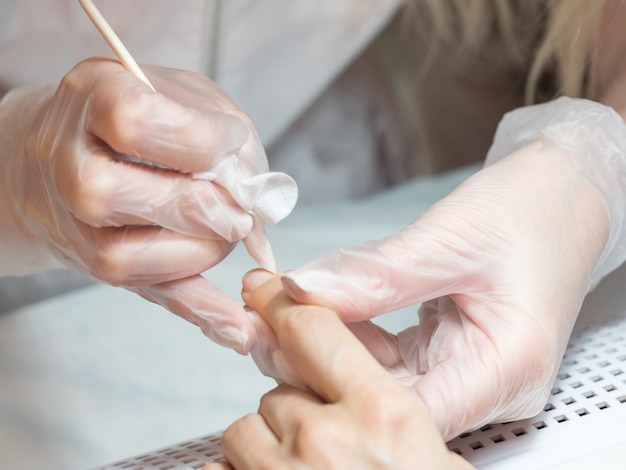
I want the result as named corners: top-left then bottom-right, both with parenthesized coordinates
top-left (116, 153), bottom-right (297, 271)
top-left (194, 155), bottom-right (298, 271)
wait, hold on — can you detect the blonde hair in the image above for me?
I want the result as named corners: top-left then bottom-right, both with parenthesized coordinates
top-left (410, 0), bottom-right (608, 103)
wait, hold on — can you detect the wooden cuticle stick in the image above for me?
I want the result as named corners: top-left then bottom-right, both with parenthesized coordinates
top-left (78, 0), bottom-right (156, 91)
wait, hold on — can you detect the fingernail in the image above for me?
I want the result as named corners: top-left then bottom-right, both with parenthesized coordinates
top-left (280, 274), bottom-right (304, 298)
top-left (281, 271), bottom-right (341, 311)
top-left (207, 325), bottom-right (251, 355)
top-left (281, 270), bottom-right (321, 300)
top-left (242, 268), bottom-right (274, 292)
top-left (221, 114), bottom-right (249, 154)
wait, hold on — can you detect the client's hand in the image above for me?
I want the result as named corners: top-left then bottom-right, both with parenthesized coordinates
top-left (204, 270), bottom-right (473, 470)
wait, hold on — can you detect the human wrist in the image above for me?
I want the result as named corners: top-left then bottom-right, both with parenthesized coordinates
top-left (486, 97), bottom-right (626, 289)
top-left (0, 86), bottom-right (64, 275)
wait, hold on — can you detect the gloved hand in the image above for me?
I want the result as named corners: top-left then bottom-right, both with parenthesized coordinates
top-left (252, 98), bottom-right (626, 439)
top-left (205, 270), bottom-right (473, 470)
top-left (0, 58), bottom-right (296, 354)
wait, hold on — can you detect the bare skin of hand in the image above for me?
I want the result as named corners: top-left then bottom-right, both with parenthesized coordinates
top-left (203, 269), bottom-right (473, 470)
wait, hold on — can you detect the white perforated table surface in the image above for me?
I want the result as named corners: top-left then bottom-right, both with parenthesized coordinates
top-left (92, 309), bottom-right (626, 470)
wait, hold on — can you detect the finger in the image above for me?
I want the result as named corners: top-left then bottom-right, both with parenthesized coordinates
top-left (242, 272), bottom-right (396, 402)
top-left (134, 275), bottom-right (255, 354)
top-left (247, 309), bottom-right (289, 381)
top-left (279, 243), bottom-right (445, 322)
top-left (257, 383), bottom-right (325, 440)
top-left (281, 201), bottom-right (496, 322)
top-left (345, 321), bottom-right (403, 369)
top-left (80, 59), bottom-right (250, 172)
top-left (220, 413), bottom-right (284, 470)
top-left (55, 150), bottom-right (253, 241)
top-left (61, 223), bottom-right (235, 286)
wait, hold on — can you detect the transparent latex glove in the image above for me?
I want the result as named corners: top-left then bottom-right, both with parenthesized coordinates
top-left (204, 270), bottom-right (473, 470)
top-left (261, 98), bottom-right (626, 439)
top-left (0, 58), bottom-right (296, 353)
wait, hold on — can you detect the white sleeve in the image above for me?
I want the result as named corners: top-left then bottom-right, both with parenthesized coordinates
top-left (218, 0), bottom-right (403, 146)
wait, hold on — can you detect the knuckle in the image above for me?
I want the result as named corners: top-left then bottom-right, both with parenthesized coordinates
top-left (257, 392), bottom-right (273, 412)
top-left (59, 58), bottom-right (118, 95)
top-left (107, 89), bottom-right (147, 148)
top-left (294, 415), bottom-right (333, 448)
top-left (360, 388), bottom-right (410, 430)
top-left (58, 58), bottom-right (95, 92)
top-left (292, 416), bottom-right (350, 465)
top-left (57, 69), bottom-right (82, 95)
top-left (67, 159), bottom-right (113, 224)
top-left (222, 414), bottom-right (255, 444)
top-left (221, 418), bottom-right (241, 443)
top-left (86, 232), bottom-right (135, 285)
top-left (89, 256), bottom-right (127, 286)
